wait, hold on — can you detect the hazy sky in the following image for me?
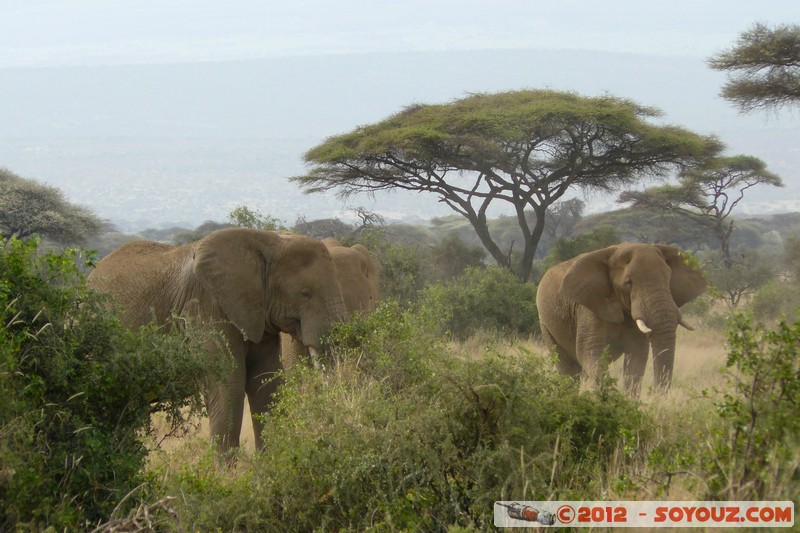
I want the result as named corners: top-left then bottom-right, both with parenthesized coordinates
top-left (2, 1), bottom-right (799, 225)
top-left (2, 0), bottom-right (799, 67)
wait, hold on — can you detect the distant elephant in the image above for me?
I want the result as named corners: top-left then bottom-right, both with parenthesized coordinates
top-left (536, 243), bottom-right (706, 395)
top-left (87, 228), bottom-right (346, 451)
top-left (281, 238), bottom-right (379, 368)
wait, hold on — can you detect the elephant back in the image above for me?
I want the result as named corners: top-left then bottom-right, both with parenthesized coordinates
top-left (88, 240), bottom-right (191, 329)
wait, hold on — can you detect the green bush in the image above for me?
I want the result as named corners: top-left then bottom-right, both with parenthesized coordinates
top-left (750, 278), bottom-right (800, 322)
top-left (156, 300), bottom-right (651, 531)
top-left (429, 233), bottom-right (486, 282)
top-left (0, 237), bottom-right (226, 530)
top-left (544, 225), bottom-right (621, 266)
top-left (701, 312), bottom-right (800, 500)
top-left (349, 229), bottom-right (432, 306)
top-left (420, 266), bottom-right (539, 339)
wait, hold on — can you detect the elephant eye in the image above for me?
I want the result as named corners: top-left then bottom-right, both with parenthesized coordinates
top-left (299, 289), bottom-right (312, 299)
top-left (624, 276), bottom-right (633, 287)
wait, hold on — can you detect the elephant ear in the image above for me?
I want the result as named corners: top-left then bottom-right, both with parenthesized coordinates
top-left (559, 246), bottom-right (625, 323)
top-left (193, 228), bottom-right (276, 343)
top-left (656, 245), bottom-right (708, 307)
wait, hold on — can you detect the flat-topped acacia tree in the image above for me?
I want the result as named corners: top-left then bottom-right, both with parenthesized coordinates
top-left (293, 90), bottom-right (721, 281)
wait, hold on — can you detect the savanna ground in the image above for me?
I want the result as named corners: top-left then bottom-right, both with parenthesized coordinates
top-left (155, 328), bottom-right (728, 459)
top-left (141, 320), bottom-right (765, 531)
top-left (3, 239), bottom-right (797, 531)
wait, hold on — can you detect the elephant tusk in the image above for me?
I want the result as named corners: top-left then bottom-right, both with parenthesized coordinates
top-left (308, 346), bottom-right (323, 370)
top-left (635, 319), bottom-right (652, 334)
top-left (678, 317), bottom-right (696, 331)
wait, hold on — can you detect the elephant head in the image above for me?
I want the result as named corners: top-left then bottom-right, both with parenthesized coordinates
top-left (192, 229), bottom-right (346, 353)
top-left (88, 228), bottom-right (347, 450)
top-left (320, 238), bottom-right (379, 315)
top-left (541, 243), bottom-right (706, 394)
top-left (281, 238), bottom-right (380, 369)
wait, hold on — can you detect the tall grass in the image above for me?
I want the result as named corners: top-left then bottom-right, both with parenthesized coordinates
top-left (139, 305), bottom-right (798, 531)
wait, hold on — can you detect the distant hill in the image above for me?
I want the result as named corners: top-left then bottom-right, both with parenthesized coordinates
top-left (1, 48), bottom-right (798, 229)
top-left (88, 208), bottom-right (800, 265)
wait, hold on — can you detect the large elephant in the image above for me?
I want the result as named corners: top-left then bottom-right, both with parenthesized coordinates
top-left (281, 238), bottom-right (379, 368)
top-left (536, 243), bottom-right (706, 395)
top-left (87, 228), bottom-right (346, 450)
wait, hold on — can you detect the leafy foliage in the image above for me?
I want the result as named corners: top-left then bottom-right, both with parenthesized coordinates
top-left (751, 279), bottom-right (800, 323)
top-left (0, 237), bottom-right (226, 530)
top-left (785, 234), bottom-right (800, 280)
top-left (350, 229), bottom-right (431, 306)
top-left (708, 22), bottom-right (800, 113)
top-left (428, 233), bottom-right (486, 281)
top-left (619, 155), bottom-right (782, 268)
top-left (296, 89), bottom-right (719, 281)
top-left (420, 266), bottom-right (539, 339)
top-left (702, 313), bottom-right (800, 500)
top-left (155, 301), bottom-right (650, 531)
top-left (228, 205), bottom-right (285, 231)
top-left (702, 250), bottom-right (775, 309)
top-left (545, 225), bottom-right (621, 266)
top-left (0, 168), bottom-right (104, 245)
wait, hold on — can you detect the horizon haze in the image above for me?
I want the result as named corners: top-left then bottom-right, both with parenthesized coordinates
top-left (1, 2), bottom-right (799, 230)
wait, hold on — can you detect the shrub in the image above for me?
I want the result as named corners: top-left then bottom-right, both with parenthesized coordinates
top-left (0, 237), bottom-right (226, 530)
top-left (750, 278), bottom-right (800, 322)
top-left (545, 225), bottom-right (621, 266)
top-left (701, 312), bottom-right (800, 500)
top-left (156, 300), bottom-right (651, 531)
top-left (349, 229), bottom-right (432, 306)
top-left (429, 233), bottom-right (486, 282)
top-left (420, 266), bottom-right (539, 339)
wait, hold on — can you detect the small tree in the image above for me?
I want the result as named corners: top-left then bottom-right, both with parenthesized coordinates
top-left (545, 225), bottom-right (621, 266)
top-left (619, 155), bottom-right (782, 268)
top-left (228, 205), bottom-right (283, 231)
top-left (294, 90), bottom-right (719, 281)
top-left (542, 198), bottom-right (585, 246)
top-left (708, 22), bottom-right (800, 113)
top-left (784, 234), bottom-right (800, 280)
top-left (704, 251), bottom-right (775, 309)
top-left (703, 313), bottom-right (800, 500)
top-left (429, 233), bottom-right (486, 281)
top-left (0, 169), bottom-right (104, 245)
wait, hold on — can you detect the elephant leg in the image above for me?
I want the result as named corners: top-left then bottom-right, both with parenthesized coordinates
top-left (206, 323), bottom-right (248, 452)
top-left (622, 334), bottom-right (650, 396)
top-left (575, 317), bottom-right (610, 386)
top-left (542, 326), bottom-right (581, 380)
top-left (245, 334), bottom-right (283, 450)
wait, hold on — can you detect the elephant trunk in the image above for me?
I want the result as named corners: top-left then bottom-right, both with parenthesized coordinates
top-left (300, 295), bottom-right (347, 354)
top-left (631, 290), bottom-right (680, 392)
top-left (650, 327), bottom-right (677, 392)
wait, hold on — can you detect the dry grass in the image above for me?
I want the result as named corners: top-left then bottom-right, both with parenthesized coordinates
top-left (449, 327), bottom-right (733, 500)
top-left (150, 399), bottom-right (257, 455)
top-left (153, 328), bottom-right (730, 458)
top-left (142, 325), bottom-right (751, 528)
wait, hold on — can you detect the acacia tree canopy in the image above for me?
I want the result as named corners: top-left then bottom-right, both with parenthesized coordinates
top-left (708, 22), bottom-right (800, 113)
top-left (294, 90), bottom-right (720, 281)
top-left (0, 169), bottom-right (104, 245)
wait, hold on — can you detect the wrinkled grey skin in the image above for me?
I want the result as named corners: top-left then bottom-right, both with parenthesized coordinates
top-left (536, 243), bottom-right (707, 395)
top-left (87, 228), bottom-right (346, 450)
top-left (281, 238), bottom-right (380, 369)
